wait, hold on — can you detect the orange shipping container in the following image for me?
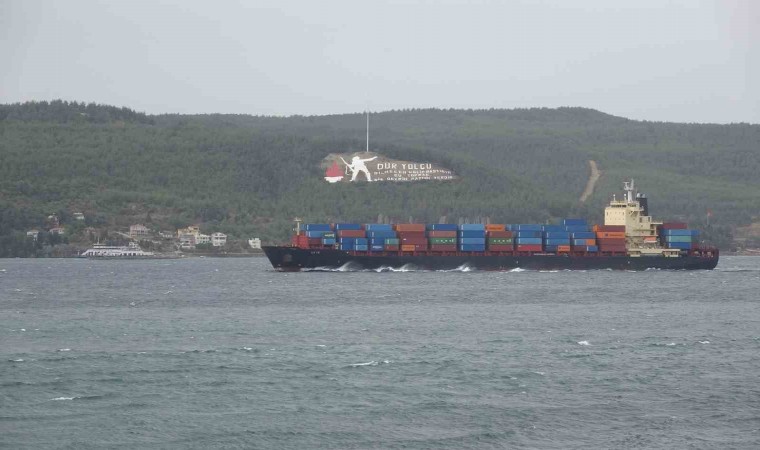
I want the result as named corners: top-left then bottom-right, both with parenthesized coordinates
top-left (395, 224), bottom-right (426, 232)
top-left (586, 239), bottom-right (597, 245)
top-left (485, 224), bottom-right (506, 232)
top-left (557, 245), bottom-right (571, 252)
top-left (401, 244), bottom-right (418, 251)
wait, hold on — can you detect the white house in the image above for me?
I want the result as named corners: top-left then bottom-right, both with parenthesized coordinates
top-left (248, 237), bottom-right (261, 249)
top-left (179, 233), bottom-right (196, 249)
top-left (50, 227), bottom-right (65, 235)
top-left (129, 224), bottom-right (149, 238)
top-left (211, 232), bottom-right (227, 247)
top-left (73, 212), bottom-right (85, 221)
top-left (196, 234), bottom-right (211, 245)
top-left (27, 230), bottom-right (40, 241)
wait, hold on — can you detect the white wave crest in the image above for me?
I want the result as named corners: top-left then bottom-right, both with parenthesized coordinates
top-left (349, 360), bottom-right (390, 367)
top-left (509, 267), bottom-right (526, 272)
top-left (51, 397), bottom-right (75, 401)
top-left (699, 341), bottom-right (710, 344)
top-left (577, 340), bottom-right (590, 346)
top-left (57, 348), bottom-right (71, 352)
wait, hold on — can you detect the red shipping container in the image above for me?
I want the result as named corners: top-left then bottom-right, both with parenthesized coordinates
top-left (397, 231), bottom-right (426, 238)
top-left (308, 238), bottom-right (322, 245)
top-left (487, 230), bottom-right (513, 238)
top-left (384, 244), bottom-right (400, 251)
top-left (487, 244), bottom-right (514, 252)
top-left (292, 235), bottom-right (309, 248)
top-left (599, 246), bottom-right (627, 252)
top-left (593, 225), bottom-right (626, 232)
top-left (596, 231), bottom-right (626, 239)
top-left (395, 224), bottom-right (426, 232)
top-left (430, 244), bottom-right (457, 252)
top-left (427, 230), bottom-right (457, 238)
top-left (661, 222), bottom-right (688, 229)
top-left (401, 244), bottom-right (426, 251)
top-left (485, 224), bottom-right (506, 231)
top-left (596, 238), bottom-right (625, 245)
top-left (337, 229), bottom-right (366, 238)
top-left (516, 244), bottom-right (543, 252)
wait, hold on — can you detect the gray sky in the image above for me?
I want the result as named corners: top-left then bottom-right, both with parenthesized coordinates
top-left (2, 0), bottom-right (758, 123)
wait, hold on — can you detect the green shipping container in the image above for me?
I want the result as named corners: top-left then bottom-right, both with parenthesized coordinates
top-left (323, 232), bottom-right (336, 238)
top-left (664, 235), bottom-right (694, 243)
top-left (428, 237), bottom-right (456, 245)
top-left (488, 238), bottom-right (514, 245)
top-left (385, 238), bottom-right (400, 245)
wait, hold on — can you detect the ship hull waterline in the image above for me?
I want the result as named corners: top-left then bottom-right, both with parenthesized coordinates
top-left (263, 246), bottom-right (718, 271)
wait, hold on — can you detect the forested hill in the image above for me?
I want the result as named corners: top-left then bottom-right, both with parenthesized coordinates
top-left (1, 100), bottom-right (759, 251)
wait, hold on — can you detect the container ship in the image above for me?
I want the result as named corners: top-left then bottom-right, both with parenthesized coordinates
top-left (263, 181), bottom-right (719, 271)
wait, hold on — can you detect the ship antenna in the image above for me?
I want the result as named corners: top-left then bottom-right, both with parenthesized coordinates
top-left (366, 110), bottom-right (369, 153)
top-left (623, 179), bottom-right (636, 203)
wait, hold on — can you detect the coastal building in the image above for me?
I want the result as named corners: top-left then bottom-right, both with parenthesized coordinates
top-left (211, 232), bottom-right (227, 247)
top-left (158, 231), bottom-right (174, 239)
top-left (129, 224), bottom-right (149, 238)
top-left (73, 212), bottom-right (85, 221)
top-left (177, 225), bottom-right (200, 239)
top-left (196, 234), bottom-right (211, 245)
top-left (179, 233), bottom-right (196, 249)
top-left (27, 230), bottom-right (40, 241)
top-left (248, 238), bottom-right (261, 249)
top-left (50, 227), bottom-right (65, 235)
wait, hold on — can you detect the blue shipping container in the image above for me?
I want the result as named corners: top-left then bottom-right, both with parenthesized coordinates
top-left (540, 225), bottom-right (564, 232)
top-left (545, 238), bottom-right (571, 245)
top-left (662, 229), bottom-right (699, 236)
top-left (459, 224), bottom-right (486, 231)
top-left (354, 244), bottom-right (368, 251)
top-left (322, 238), bottom-right (336, 245)
top-left (365, 224), bottom-right (393, 231)
top-left (515, 224), bottom-right (543, 231)
top-left (339, 237), bottom-right (368, 245)
top-left (668, 242), bottom-right (693, 250)
top-left (459, 244), bottom-right (486, 252)
top-left (339, 243), bottom-right (354, 250)
top-left (305, 230), bottom-right (329, 238)
top-left (571, 231), bottom-right (595, 239)
top-left (367, 230), bottom-right (397, 238)
top-left (585, 245), bottom-right (599, 252)
top-left (460, 237), bottom-right (486, 245)
top-left (516, 231), bottom-right (542, 238)
top-left (563, 218), bottom-right (587, 226)
top-left (427, 224), bottom-right (458, 231)
top-left (334, 223), bottom-right (363, 230)
top-left (544, 245), bottom-right (558, 252)
top-left (370, 244), bottom-right (385, 251)
top-left (516, 237), bottom-right (542, 245)
top-left (544, 232), bottom-right (571, 238)
top-left (459, 230), bottom-right (486, 238)
top-left (369, 238), bottom-right (386, 245)
top-left (300, 223), bottom-right (331, 231)
top-left (564, 225), bottom-right (590, 232)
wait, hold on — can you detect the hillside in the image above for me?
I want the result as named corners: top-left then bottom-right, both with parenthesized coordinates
top-left (1, 100), bottom-right (759, 255)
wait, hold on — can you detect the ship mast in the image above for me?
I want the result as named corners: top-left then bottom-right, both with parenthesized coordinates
top-left (366, 111), bottom-right (369, 153)
top-left (623, 179), bottom-right (636, 203)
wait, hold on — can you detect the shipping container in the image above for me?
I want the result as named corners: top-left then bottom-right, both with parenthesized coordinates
top-left (300, 223), bottom-right (332, 231)
top-left (366, 230), bottom-right (397, 238)
top-left (401, 244), bottom-right (418, 251)
top-left (515, 237), bottom-right (542, 245)
top-left (488, 238), bottom-right (513, 245)
top-left (401, 237), bottom-right (427, 245)
top-left (585, 245), bottom-right (599, 252)
top-left (485, 224), bottom-right (506, 231)
top-left (429, 237), bottom-right (456, 245)
top-left (544, 245), bottom-right (557, 252)
top-left (596, 238), bottom-right (626, 245)
top-left (460, 237), bottom-right (486, 245)
top-left (593, 225), bottom-right (625, 232)
top-left (516, 244), bottom-right (543, 252)
top-left (369, 238), bottom-right (386, 245)
top-left (563, 218), bottom-right (587, 226)
top-left (459, 244), bottom-right (486, 251)
top-left (307, 238), bottom-right (322, 245)
top-left (370, 244), bottom-right (385, 251)
top-left (426, 224), bottom-right (458, 231)
top-left (545, 238), bottom-right (571, 245)
top-left (487, 244), bottom-right (513, 251)
top-left (544, 232), bottom-right (571, 239)
top-left (364, 224), bottom-right (393, 231)
top-left (337, 229), bottom-right (366, 238)
top-left (459, 223), bottom-right (486, 231)
top-left (486, 230), bottom-right (513, 238)
top-left (396, 231), bottom-right (426, 238)
top-left (427, 230), bottom-right (457, 238)
top-left (557, 245), bottom-right (571, 252)
top-left (564, 225), bottom-right (590, 232)
top-left (515, 231), bottom-right (542, 238)
top-left (596, 231), bottom-right (626, 239)
top-left (430, 244), bottom-right (457, 252)
top-left (355, 244), bottom-right (368, 251)
top-left (514, 224), bottom-right (543, 231)
top-left (541, 225), bottom-right (566, 232)
top-left (385, 238), bottom-right (400, 245)
top-left (571, 231), bottom-right (595, 239)
top-left (384, 244), bottom-right (400, 251)
top-left (459, 230), bottom-right (486, 238)
top-left (664, 235), bottom-right (694, 243)
top-left (322, 238), bottom-right (336, 246)
top-left (667, 242), bottom-right (693, 249)
top-left (395, 224), bottom-right (426, 232)
top-left (335, 223), bottom-right (363, 231)
top-left (304, 230), bottom-right (329, 238)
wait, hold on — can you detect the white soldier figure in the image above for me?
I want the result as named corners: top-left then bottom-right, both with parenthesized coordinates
top-left (340, 155), bottom-right (378, 182)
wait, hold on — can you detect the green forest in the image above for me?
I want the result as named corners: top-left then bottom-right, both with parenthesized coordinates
top-left (1, 100), bottom-right (758, 256)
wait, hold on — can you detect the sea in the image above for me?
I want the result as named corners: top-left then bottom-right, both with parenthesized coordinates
top-left (1, 256), bottom-right (759, 449)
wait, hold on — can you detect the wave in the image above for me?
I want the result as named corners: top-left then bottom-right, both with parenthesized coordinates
top-left (348, 360), bottom-right (390, 368)
top-left (577, 340), bottom-right (590, 346)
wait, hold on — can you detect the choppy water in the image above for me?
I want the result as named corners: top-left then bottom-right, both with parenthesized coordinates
top-left (1, 256), bottom-right (759, 449)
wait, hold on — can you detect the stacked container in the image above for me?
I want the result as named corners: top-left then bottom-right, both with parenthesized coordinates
top-left (594, 224), bottom-right (626, 253)
top-left (512, 224), bottom-right (543, 252)
top-left (395, 224), bottom-right (427, 252)
top-left (660, 223), bottom-right (699, 250)
top-left (365, 224), bottom-right (396, 252)
top-left (486, 224), bottom-right (513, 251)
top-left (459, 224), bottom-right (486, 251)
top-left (426, 224), bottom-right (458, 251)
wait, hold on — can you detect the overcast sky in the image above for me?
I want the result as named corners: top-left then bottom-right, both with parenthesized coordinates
top-left (2, 0), bottom-right (758, 123)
